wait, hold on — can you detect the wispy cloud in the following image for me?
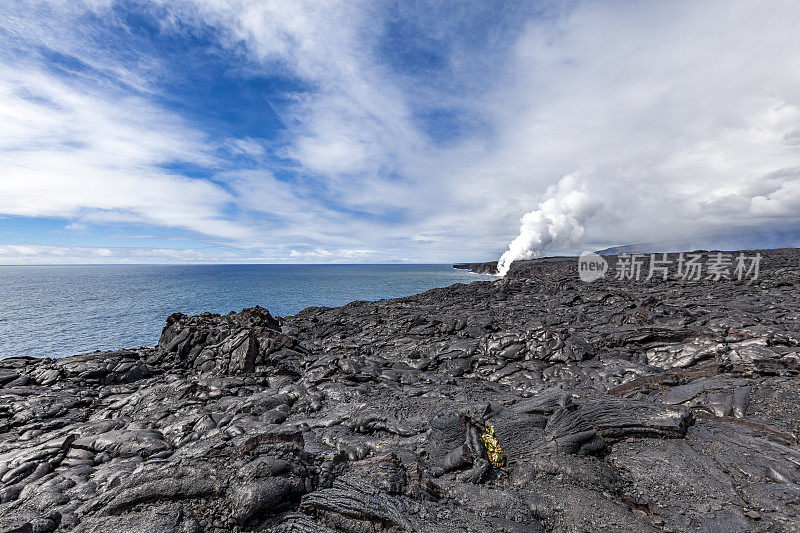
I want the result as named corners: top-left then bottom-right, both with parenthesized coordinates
top-left (0, 243), bottom-right (243, 264)
top-left (0, 43), bottom-right (246, 240)
top-left (1, 0), bottom-right (799, 263)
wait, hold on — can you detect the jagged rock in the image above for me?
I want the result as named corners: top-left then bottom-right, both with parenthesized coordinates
top-left (298, 477), bottom-right (419, 532)
top-left (155, 306), bottom-right (284, 374)
top-left (544, 399), bottom-right (693, 454)
top-left (1, 248), bottom-right (800, 531)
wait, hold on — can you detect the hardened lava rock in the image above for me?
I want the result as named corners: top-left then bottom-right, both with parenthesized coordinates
top-left (1, 248), bottom-right (800, 531)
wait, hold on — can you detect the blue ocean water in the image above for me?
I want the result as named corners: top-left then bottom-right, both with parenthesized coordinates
top-left (0, 264), bottom-right (495, 359)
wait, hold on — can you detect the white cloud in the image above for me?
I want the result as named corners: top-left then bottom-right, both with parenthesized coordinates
top-left (478, 0), bottom-right (800, 252)
top-left (0, 244), bottom-right (123, 263)
top-left (0, 57), bottom-right (252, 241)
top-left (1, 0), bottom-right (800, 264)
top-left (225, 138), bottom-right (267, 158)
top-left (289, 248), bottom-right (374, 261)
top-left (0, 243), bottom-right (382, 264)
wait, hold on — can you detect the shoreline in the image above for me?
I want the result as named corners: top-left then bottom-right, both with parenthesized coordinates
top-left (1, 248), bottom-right (799, 531)
top-left (0, 264), bottom-right (492, 361)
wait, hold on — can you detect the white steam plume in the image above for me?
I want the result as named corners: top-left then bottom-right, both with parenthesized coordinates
top-left (497, 175), bottom-right (594, 276)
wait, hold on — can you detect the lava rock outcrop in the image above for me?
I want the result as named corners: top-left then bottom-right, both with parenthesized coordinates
top-left (2, 248), bottom-right (800, 531)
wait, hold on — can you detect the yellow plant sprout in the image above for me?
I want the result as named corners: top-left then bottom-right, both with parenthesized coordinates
top-left (480, 425), bottom-right (506, 467)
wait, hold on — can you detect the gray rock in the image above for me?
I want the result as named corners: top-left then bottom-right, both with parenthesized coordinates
top-left (1, 248), bottom-right (800, 531)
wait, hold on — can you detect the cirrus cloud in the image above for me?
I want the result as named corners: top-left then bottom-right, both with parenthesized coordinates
top-left (0, 0), bottom-right (799, 264)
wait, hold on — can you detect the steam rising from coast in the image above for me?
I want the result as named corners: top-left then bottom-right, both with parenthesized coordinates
top-left (497, 175), bottom-right (594, 276)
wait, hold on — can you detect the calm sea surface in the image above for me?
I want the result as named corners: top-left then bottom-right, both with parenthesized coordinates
top-left (0, 264), bottom-right (495, 359)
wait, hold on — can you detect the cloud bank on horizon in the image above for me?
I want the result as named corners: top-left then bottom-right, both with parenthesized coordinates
top-left (1, 0), bottom-right (799, 264)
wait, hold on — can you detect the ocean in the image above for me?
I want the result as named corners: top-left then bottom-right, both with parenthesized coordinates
top-left (0, 264), bottom-right (495, 359)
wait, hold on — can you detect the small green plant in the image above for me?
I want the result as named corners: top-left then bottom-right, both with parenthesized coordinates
top-left (481, 425), bottom-right (506, 467)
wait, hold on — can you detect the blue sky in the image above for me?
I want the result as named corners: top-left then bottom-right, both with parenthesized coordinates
top-left (1, 0), bottom-right (799, 263)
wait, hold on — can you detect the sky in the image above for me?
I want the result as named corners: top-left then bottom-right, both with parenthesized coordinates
top-left (1, 0), bottom-right (799, 264)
